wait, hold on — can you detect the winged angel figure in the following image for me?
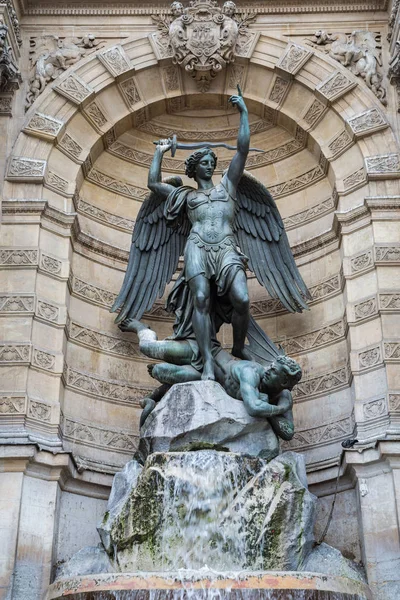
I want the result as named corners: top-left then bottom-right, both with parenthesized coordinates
top-left (111, 88), bottom-right (310, 381)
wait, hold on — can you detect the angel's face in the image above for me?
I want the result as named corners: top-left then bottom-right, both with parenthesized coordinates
top-left (171, 2), bottom-right (184, 17)
top-left (195, 154), bottom-right (216, 181)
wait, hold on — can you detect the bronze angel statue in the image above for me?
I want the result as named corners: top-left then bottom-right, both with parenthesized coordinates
top-left (111, 87), bottom-right (310, 381)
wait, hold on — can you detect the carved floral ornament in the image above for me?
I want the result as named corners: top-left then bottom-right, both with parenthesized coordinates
top-left (152, 0), bottom-right (257, 91)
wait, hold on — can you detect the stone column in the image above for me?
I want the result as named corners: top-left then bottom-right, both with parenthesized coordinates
top-left (346, 443), bottom-right (400, 600)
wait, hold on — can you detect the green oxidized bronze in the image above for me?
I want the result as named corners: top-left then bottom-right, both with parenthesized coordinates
top-left (111, 87), bottom-right (310, 436)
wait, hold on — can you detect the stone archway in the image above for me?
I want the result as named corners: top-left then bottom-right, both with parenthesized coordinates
top-left (3, 32), bottom-right (399, 469)
top-left (2, 30), bottom-right (400, 599)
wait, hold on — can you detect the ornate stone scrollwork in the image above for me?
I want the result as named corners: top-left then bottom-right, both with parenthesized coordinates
top-left (308, 30), bottom-right (387, 105)
top-left (25, 34), bottom-right (104, 110)
top-left (152, 1), bottom-right (256, 92)
top-left (0, 23), bottom-right (19, 91)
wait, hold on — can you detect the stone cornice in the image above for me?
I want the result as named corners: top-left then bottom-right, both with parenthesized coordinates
top-left (22, 0), bottom-right (388, 17)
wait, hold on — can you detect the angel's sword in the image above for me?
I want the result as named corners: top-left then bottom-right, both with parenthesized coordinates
top-left (153, 134), bottom-right (264, 157)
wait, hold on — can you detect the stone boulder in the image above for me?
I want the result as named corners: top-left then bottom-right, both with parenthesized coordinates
top-left (139, 380), bottom-right (282, 460)
top-left (104, 449), bottom-right (317, 573)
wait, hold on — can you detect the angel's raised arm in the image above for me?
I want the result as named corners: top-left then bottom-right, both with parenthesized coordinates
top-left (148, 139), bottom-right (176, 198)
top-left (225, 86), bottom-right (250, 191)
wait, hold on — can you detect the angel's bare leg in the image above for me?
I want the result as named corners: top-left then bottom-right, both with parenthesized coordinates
top-left (120, 318), bottom-right (193, 365)
top-left (188, 274), bottom-right (215, 381)
top-left (148, 363), bottom-right (201, 385)
top-left (229, 270), bottom-right (253, 361)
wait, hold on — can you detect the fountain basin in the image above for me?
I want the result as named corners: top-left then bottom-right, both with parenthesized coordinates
top-left (48, 571), bottom-right (372, 599)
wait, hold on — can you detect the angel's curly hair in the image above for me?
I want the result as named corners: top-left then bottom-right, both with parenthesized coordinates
top-left (185, 148), bottom-right (218, 180)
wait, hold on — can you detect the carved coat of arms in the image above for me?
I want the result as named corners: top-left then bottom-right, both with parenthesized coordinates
top-left (164, 0), bottom-right (251, 91)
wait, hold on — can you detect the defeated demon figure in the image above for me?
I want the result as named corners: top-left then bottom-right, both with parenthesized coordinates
top-left (121, 317), bottom-right (301, 458)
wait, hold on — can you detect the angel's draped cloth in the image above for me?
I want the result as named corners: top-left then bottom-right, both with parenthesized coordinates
top-left (163, 185), bottom-right (247, 369)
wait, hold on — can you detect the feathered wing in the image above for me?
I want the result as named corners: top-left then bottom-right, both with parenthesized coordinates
top-left (234, 171), bottom-right (311, 313)
top-left (245, 316), bottom-right (283, 367)
top-left (111, 178), bottom-right (190, 323)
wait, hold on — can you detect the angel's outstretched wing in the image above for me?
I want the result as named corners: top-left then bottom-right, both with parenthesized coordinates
top-left (111, 177), bottom-right (190, 323)
top-left (245, 316), bottom-right (283, 366)
top-left (234, 171), bottom-right (311, 313)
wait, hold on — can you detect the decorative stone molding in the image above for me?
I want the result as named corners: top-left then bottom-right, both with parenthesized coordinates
top-left (326, 129), bottom-right (353, 159)
top-left (278, 318), bottom-right (347, 355)
top-left (87, 168), bottom-right (148, 201)
top-left (0, 95), bottom-right (12, 115)
top-left (27, 398), bottom-right (52, 422)
top-left (301, 98), bottom-right (327, 128)
top-left (83, 101), bottom-right (108, 131)
top-left (137, 118), bottom-right (272, 141)
top-left (0, 294), bottom-right (35, 314)
top-left (282, 195), bottom-right (335, 230)
top-left (362, 397), bottom-right (387, 420)
top-left (281, 414), bottom-right (355, 451)
top-left (358, 346), bottom-right (382, 371)
top-left (276, 42), bottom-right (313, 76)
top-left (342, 167), bottom-right (367, 192)
top-left (292, 362), bottom-right (351, 402)
top-left (315, 71), bottom-right (356, 103)
top-left (39, 252), bottom-right (66, 279)
top-left (384, 342), bottom-right (400, 361)
top-left (0, 23), bottom-right (21, 110)
top-left (66, 319), bottom-right (140, 359)
top-left (349, 249), bottom-right (374, 276)
top-left (0, 343), bottom-right (31, 364)
top-left (58, 133), bottom-right (83, 162)
top-left (70, 220), bottom-right (128, 265)
top-left (0, 395), bottom-right (26, 415)
top-left (45, 171), bottom-right (71, 196)
top-left (268, 76), bottom-right (291, 105)
top-left (227, 64), bottom-right (247, 92)
top-left (98, 45), bottom-right (131, 77)
top-left (365, 154), bottom-right (400, 179)
top-left (0, 248), bottom-right (38, 268)
top-left (268, 164), bottom-right (325, 199)
top-left (353, 296), bottom-right (378, 322)
top-left (379, 293), bottom-right (400, 311)
top-left (6, 157), bottom-right (46, 182)
top-left (161, 65), bottom-right (180, 92)
top-left (62, 415), bottom-right (138, 453)
top-left (346, 108), bottom-right (388, 138)
top-left (54, 72), bottom-right (94, 106)
top-left (75, 195), bottom-right (135, 232)
top-left (23, 113), bottom-right (65, 142)
top-left (308, 30), bottom-right (386, 105)
top-left (35, 299), bottom-right (63, 325)
top-left (389, 393), bottom-right (400, 412)
top-left (32, 348), bottom-right (56, 372)
top-left (118, 76), bottom-right (142, 109)
top-left (108, 129), bottom-right (306, 173)
top-left (63, 364), bottom-right (150, 407)
top-left (68, 273), bottom-right (117, 308)
top-left (26, 35), bottom-right (103, 110)
top-left (375, 245), bottom-right (400, 264)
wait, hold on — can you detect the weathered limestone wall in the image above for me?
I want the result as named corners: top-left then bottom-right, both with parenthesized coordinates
top-left (1, 1), bottom-right (400, 599)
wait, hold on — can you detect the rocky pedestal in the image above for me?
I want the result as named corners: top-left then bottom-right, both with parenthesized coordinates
top-left (138, 381), bottom-right (283, 460)
top-left (99, 449), bottom-right (317, 572)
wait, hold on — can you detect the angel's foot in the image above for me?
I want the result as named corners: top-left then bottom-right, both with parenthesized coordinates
top-left (232, 346), bottom-right (253, 362)
top-left (119, 318), bottom-right (145, 333)
top-left (147, 363), bottom-right (155, 378)
top-left (201, 360), bottom-right (215, 381)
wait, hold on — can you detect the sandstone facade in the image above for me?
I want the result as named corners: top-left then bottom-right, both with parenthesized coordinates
top-left (1, 1), bottom-right (400, 599)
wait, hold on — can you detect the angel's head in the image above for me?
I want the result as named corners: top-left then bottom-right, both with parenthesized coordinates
top-left (222, 1), bottom-right (236, 17)
top-left (261, 355), bottom-right (302, 393)
top-left (185, 148), bottom-right (218, 182)
top-left (171, 2), bottom-right (184, 17)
